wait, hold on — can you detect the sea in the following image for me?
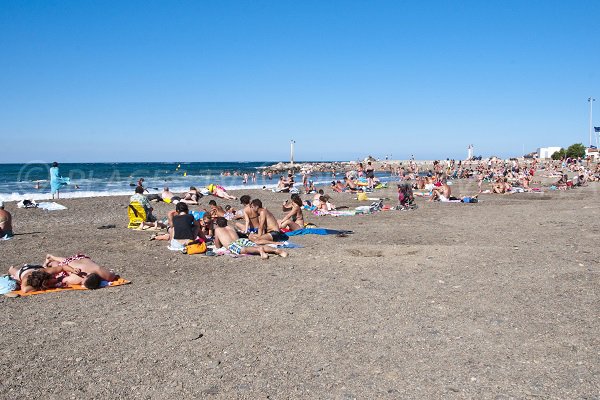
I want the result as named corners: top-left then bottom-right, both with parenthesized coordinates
top-left (0, 161), bottom-right (394, 202)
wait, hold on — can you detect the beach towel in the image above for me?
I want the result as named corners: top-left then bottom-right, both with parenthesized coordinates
top-left (267, 241), bottom-right (303, 249)
top-left (7, 277), bottom-right (131, 297)
top-left (285, 228), bottom-right (353, 236)
top-left (314, 210), bottom-right (357, 216)
top-left (37, 202), bottom-right (68, 211)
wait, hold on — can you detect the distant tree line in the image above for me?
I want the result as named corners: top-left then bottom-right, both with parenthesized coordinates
top-left (551, 143), bottom-right (586, 160)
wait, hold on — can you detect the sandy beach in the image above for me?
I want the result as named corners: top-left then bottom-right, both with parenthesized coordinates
top-left (1, 179), bottom-right (599, 398)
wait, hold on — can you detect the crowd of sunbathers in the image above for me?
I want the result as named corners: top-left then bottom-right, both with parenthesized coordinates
top-left (5, 157), bottom-right (599, 294)
top-left (141, 192), bottom-right (305, 258)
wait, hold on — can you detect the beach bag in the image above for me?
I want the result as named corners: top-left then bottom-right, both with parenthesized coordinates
top-left (184, 240), bottom-right (207, 255)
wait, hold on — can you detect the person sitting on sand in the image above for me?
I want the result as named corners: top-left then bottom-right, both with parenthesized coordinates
top-left (248, 199), bottom-right (289, 244)
top-left (181, 186), bottom-right (201, 205)
top-left (199, 212), bottom-right (214, 239)
top-left (235, 195), bottom-right (259, 234)
top-left (208, 184), bottom-right (237, 200)
top-left (214, 217), bottom-right (287, 259)
top-left (130, 186), bottom-right (160, 226)
top-left (275, 177), bottom-right (288, 193)
top-left (208, 200), bottom-right (226, 219)
top-left (279, 194), bottom-right (305, 231)
top-left (43, 254), bottom-right (117, 289)
top-left (151, 202), bottom-right (201, 243)
top-left (223, 205), bottom-right (239, 221)
top-left (0, 201), bottom-right (14, 239)
top-left (344, 177), bottom-right (359, 193)
top-left (491, 177), bottom-right (506, 194)
top-left (429, 180), bottom-right (451, 202)
top-left (8, 262), bottom-right (80, 293)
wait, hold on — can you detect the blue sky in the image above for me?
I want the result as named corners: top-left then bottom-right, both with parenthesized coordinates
top-left (1, 0), bottom-right (599, 162)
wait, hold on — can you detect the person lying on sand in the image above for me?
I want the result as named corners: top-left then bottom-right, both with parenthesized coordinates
top-left (8, 261), bottom-right (81, 293)
top-left (248, 199), bottom-right (289, 244)
top-left (181, 186), bottom-right (201, 205)
top-left (44, 254), bottom-right (117, 289)
top-left (214, 217), bottom-right (287, 259)
top-left (208, 184), bottom-right (237, 200)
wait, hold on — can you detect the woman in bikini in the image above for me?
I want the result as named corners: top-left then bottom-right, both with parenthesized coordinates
top-left (279, 194), bottom-right (305, 231)
top-left (8, 261), bottom-right (80, 293)
top-left (181, 187), bottom-right (201, 205)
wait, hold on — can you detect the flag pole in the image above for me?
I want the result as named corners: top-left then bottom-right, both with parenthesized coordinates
top-left (589, 97), bottom-right (595, 147)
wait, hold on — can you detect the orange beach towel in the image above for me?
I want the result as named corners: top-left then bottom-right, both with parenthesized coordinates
top-left (8, 277), bottom-right (131, 297)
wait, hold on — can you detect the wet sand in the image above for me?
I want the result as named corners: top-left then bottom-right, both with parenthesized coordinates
top-left (1, 179), bottom-right (599, 398)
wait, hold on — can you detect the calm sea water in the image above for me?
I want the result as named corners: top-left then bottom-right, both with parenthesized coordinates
top-left (0, 161), bottom-right (392, 202)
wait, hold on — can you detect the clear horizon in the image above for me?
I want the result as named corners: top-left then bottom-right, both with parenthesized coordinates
top-left (1, 1), bottom-right (599, 163)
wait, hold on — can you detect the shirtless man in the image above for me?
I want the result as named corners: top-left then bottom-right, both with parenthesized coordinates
top-left (248, 199), bottom-right (289, 244)
top-left (235, 195), bottom-right (259, 233)
top-left (44, 254), bottom-right (117, 289)
top-left (208, 200), bottom-right (226, 218)
top-left (214, 217), bottom-right (287, 259)
top-left (0, 201), bottom-right (13, 238)
top-left (429, 180), bottom-right (452, 202)
top-left (161, 187), bottom-right (181, 203)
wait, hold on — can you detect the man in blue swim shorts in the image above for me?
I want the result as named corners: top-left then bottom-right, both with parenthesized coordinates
top-left (247, 199), bottom-right (290, 245)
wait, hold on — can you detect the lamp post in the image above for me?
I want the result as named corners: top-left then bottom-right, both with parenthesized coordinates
top-left (589, 97), bottom-right (595, 147)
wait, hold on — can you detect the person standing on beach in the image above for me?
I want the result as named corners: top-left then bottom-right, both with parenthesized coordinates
top-left (49, 162), bottom-right (70, 199)
top-left (365, 161), bottom-right (375, 190)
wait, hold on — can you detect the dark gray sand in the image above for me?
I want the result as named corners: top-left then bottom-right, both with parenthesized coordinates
top-left (1, 181), bottom-right (599, 399)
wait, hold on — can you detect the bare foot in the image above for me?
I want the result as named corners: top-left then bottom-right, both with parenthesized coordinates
top-left (259, 248), bottom-right (269, 259)
top-left (278, 250), bottom-right (288, 258)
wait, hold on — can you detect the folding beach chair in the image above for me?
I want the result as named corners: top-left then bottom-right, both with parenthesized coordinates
top-left (127, 202), bottom-right (147, 229)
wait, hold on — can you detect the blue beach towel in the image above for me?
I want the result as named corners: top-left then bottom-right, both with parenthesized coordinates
top-left (285, 228), bottom-right (353, 236)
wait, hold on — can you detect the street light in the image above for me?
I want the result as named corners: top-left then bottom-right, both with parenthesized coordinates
top-left (589, 97), bottom-right (595, 147)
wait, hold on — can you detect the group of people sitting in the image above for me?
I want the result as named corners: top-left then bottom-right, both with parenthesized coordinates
top-left (145, 194), bottom-right (295, 259)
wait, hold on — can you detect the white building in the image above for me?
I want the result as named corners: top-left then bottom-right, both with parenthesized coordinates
top-left (537, 147), bottom-right (562, 159)
top-left (586, 147), bottom-right (599, 161)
